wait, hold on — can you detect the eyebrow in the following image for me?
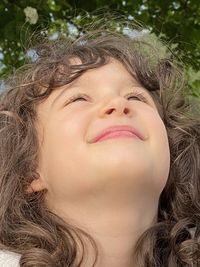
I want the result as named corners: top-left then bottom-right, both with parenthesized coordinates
top-left (51, 78), bottom-right (154, 107)
top-left (52, 79), bottom-right (80, 107)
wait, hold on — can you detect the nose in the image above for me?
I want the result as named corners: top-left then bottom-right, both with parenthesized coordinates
top-left (98, 96), bottom-right (133, 118)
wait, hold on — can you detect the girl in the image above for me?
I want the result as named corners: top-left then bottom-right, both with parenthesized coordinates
top-left (0, 23), bottom-right (200, 266)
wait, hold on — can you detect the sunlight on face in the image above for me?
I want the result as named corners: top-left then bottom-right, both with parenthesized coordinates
top-left (32, 58), bottom-right (170, 211)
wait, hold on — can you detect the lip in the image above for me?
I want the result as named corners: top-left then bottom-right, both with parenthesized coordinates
top-left (90, 125), bottom-right (144, 143)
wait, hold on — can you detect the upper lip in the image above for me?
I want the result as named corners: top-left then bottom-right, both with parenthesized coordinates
top-left (90, 125), bottom-right (144, 143)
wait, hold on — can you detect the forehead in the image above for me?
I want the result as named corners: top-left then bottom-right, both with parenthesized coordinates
top-left (65, 57), bottom-right (146, 91)
top-left (59, 58), bottom-right (156, 102)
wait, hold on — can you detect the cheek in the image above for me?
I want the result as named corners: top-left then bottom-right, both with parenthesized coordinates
top-left (153, 117), bottom-right (170, 189)
top-left (48, 109), bottom-right (87, 141)
top-left (143, 108), bottom-right (170, 187)
top-left (39, 112), bottom-right (88, 172)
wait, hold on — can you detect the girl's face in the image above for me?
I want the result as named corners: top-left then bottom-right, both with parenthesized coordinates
top-left (31, 58), bottom-right (170, 210)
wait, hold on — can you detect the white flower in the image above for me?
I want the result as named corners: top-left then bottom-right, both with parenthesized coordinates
top-left (24, 6), bottom-right (38, 25)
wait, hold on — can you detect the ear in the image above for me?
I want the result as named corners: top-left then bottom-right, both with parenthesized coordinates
top-left (26, 177), bottom-right (47, 193)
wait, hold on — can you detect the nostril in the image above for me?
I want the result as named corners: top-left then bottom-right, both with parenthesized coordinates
top-left (106, 108), bottom-right (115, 115)
top-left (124, 107), bottom-right (129, 114)
top-left (105, 107), bottom-right (130, 115)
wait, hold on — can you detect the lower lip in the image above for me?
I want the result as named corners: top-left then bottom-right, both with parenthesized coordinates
top-left (95, 131), bottom-right (140, 143)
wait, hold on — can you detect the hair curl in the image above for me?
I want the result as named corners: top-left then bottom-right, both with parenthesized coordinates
top-left (0, 23), bottom-right (200, 267)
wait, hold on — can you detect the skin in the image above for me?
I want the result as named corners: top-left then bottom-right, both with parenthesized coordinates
top-left (28, 58), bottom-right (170, 266)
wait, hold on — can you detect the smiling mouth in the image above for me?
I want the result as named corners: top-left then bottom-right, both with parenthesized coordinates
top-left (94, 130), bottom-right (140, 143)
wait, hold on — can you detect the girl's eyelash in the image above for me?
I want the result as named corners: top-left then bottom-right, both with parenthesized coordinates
top-left (66, 91), bottom-right (148, 104)
top-left (125, 92), bottom-right (148, 103)
top-left (67, 93), bottom-right (89, 104)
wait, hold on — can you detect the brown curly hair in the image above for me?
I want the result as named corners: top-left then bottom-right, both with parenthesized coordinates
top-left (0, 23), bottom-right (200, 266)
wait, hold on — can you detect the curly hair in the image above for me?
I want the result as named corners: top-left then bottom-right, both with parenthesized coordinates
top-left (0, 23), bottom-right (200, 266)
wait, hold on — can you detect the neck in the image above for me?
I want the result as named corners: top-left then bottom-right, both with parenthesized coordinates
top-left (47, 193), bottom-right (158, 267)
top-left (78, 210), bottom-right (157, 267)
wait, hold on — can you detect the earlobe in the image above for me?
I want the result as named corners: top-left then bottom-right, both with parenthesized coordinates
top-left (26, 178), bottom-right (47, 193)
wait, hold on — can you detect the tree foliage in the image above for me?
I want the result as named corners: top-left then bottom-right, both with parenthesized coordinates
top-left (0, 0), bottom-right (199, 97)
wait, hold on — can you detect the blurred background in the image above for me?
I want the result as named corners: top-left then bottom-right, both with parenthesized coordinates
top-left (0, 0), bottom-right (199, 98)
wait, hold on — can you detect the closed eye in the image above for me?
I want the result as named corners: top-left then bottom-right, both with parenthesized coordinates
top-left (67, 93), bottom-right (89, 104)
top-left (66, 91), bottom-right (149, 105)
top-left (125, 92), bottom-right (148, 103)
